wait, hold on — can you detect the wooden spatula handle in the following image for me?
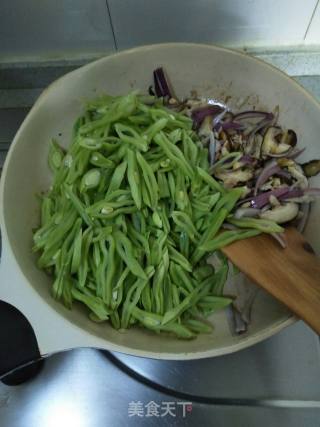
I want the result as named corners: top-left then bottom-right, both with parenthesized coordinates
top-left (222, 228), bottom-right (320, 335)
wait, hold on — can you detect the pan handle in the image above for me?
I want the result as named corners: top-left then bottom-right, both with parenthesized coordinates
top-left (0, 300), bottom-right (43, 385)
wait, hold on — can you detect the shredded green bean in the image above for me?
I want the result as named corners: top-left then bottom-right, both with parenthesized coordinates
top-left (34, 91), bottom-right (282, 339)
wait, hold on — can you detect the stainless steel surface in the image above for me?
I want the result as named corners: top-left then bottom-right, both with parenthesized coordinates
top-left (0, 63), bottom-right (320, 426)
top-left (0, 1), bottom-right (115, 60)
top-left (113, 321), bottom-right (320, 401)
top-left (0, 347), bottom-right (319, 427)
top-left (107, 0), bottom-right (318, 49)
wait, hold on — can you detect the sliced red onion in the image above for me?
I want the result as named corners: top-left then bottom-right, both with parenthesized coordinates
top-left (297, 203), bottom-right (310, 233)
top-left (253, 163), bottom-right (291, 196)
top-left (233, 110), bottom-right (273, 121)
top-left (288, 147), bottom-right (306, 160)
top-left (278, 188), bottom-right (304, 200)
top-left (254, 160), bottom-right (278, 195)
top-left (246, 116), bottom-right (275, 139)
top-left (247, 187), bottom-right (289, 209)
top-left (276, 169), bottom-right (292, 180)
top-left (239, 154), bottom-right (255, 166)
top-left (221, 121), bottom-right (244, 131)
top-left (212, 108), bottom-right (228, 129)
top-left (268, 146), bottom-right (295, 158)
top-left (234, 207), bottom-right (260, 219)
top-left (153, 67), bottom-right (172, 98)
top-left (191, 105), bottom-right (223, 128)
top-left (270, 232), bottom-right (287, 248)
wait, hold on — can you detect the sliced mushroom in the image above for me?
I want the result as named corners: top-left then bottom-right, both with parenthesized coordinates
top-left (260, 202), bottom-right (299, 223)
top-left (269, 194), bottom-right (281, 207)
top-left (198, 115), bottom-right (213, 138)
top-left (277, 158), bottom-right (295, 168)
top-left (260, 177), bottom-right (282, 191)
top-left (261, 127), bottom-right (292, 156)
top-left (288, 163), bottom-right (308, 188)
top-left (251, 133), bottom-right (263, 159)
top-left (221, 140), bottom-right (231, 156)
top-left (302, 160), bottom-right (320, 177)
top-left (280, 129), bottom-right (297, 147)
top-left (273, 128), bottom-right (297, 146)
top-left (229, 132), bottom-right (243, 151)
top-left (214, 168), bottom-right (253, 188)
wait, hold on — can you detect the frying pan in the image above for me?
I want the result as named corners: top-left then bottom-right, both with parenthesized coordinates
top-left (1, 43), bottom-right (319, 379)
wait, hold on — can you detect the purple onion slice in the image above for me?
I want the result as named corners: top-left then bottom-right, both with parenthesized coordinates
top-left (153, 67), bottom-right (172, 98)
top-left (233, 110), bottom-right (273, 121)
top-left (192, 105), bottom-right (224, 128)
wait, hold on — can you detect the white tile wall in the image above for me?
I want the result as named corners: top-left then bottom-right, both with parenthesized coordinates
top-left (0, 0), bottom-right (320, 61)
top-left (108, 0), bottom-right (318, 49)
top-left (305, 1), bottom-right (320, 44)
top-left (0, 0), bottom-right (115, 60)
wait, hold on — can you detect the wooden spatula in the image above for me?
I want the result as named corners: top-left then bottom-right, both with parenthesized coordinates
top-left (221, 227), bottom-right (320, 334)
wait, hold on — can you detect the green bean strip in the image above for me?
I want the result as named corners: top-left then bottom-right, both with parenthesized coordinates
top-left (114, 230), bottom-right (147, 280)
top-left (183, 319), bottom-right (212, 334)
top-left (167, 171), bottom-right (176, 202)
top-left (152, 259), bottom-right (168, 314)
top-left (196, 167), bottom-right (224, 194)
top-left (227, 217), bottom-right (284, 234)
top-left (40, 196), bottom-right (53, 227)
top-left (157, 171), bottom-right (170, 199)
top-left (35, 90), bottom-right (277, 340)
top-left (191, 208), bottom-right (229, 265)
top-left (64, 185), bottom-right (94, 227)
top-left (104, 235), bottom-right (116, 305)
top-left (79, 93), bottom-right (137, 134)
top-left (141, 178), bottom-right (152, 208)
top-left (169, 263), bottom-right (191, 294)
top-left (114, 123), bottom-right (148, 152)
top-left (126, 149), bottom-right (142, 210)
top-left (136, 151), bottom-right (159, 207)
top-left (48, 139), bottom-right (65, 173)
top-left (197, 296), bottom-right (232, 311)
top-left (154, 132), bottom-right (194, 179)
top-left (171, 211), bottom-right (200, 242)
top-left (90, 151), bottom-right (115, 169)
top-left (182, 131), bottom-right (198, 166)
top-left (72, 288), bottom-right (110, 321)
top-left (168, 245), bottom-right (192, 272)
top-left (71, 227), bottom-right (83, 274)
top-left (78, 228), bottom-right (93, 288)
top-left (143, 118), bottom-right (168, 142)
top-left (112, 266), bottom-right (129, 309)
top-left (194, 262), bottom-right (212, 277)
top-left (131, 307), bottom-right (195, 339)
top-left (121, 266), bottom-right (154, 328)
top-left (106, 160), bottom-right (128, 195)
top-left (127, 224), bottom-right (151, 264)
top-left (200, 229), bottom-right (261, 252)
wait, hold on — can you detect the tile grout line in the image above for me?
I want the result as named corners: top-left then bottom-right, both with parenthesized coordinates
top-left (105, 0), bottom-right (118, 51)
top-left (304, 0), bottom-right (320, 40)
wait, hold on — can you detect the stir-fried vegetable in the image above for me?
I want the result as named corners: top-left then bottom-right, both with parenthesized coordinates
top-left (33, 87), bottom-right (282, 339)
top-left (159, 69), bottom-right (320, 236)
top-left (33, 67), bottom-right (319, 339)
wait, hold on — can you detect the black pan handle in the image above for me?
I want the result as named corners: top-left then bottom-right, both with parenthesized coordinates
top-left (0, 300), bottom-right (43, 385)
